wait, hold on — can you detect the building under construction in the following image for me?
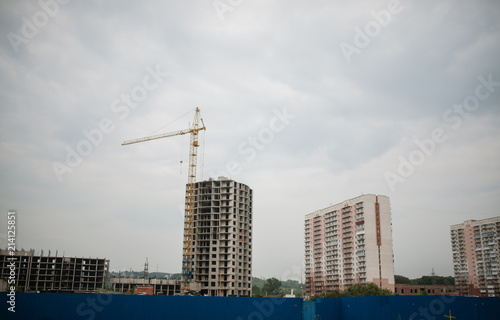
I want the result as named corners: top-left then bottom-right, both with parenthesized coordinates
top-left (192, 177), bottom-right (253, 296)
top-left (0, 249), bottom-right (109, 292)
top-left (122, 110), bottom-right (253, 296)
top-left (122, 108), bottom-right (206, 293)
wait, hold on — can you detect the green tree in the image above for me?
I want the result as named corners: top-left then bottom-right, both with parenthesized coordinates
top-left (394, 275), bottom-right (412, 284)
top-left (262, 278), bottom-right (283, 297)
top-left (282, 279), bottom-right (301, 289)
top-left (395, 274), bottom-right (455, 286)
top-left (418, 276), bottom-right (434, 285)
top-left (309, 282), bottom-right (393, 301)
top-left (418, 290), bottom-right (428, 295)
top-left (343, 283), bottom-right (393, 297)
top-left (252, 285), bottom-right (263, 297)
top-left (310, 290), bottom-right (342, 300)
top-left (169, 273), bottom-right (182, 280)
top-left (417, 276), bottom-right (455, 286)
top-left (252, 277), bottom-right (266, 287)
top-left (442, 276), bottom-right (455, 286)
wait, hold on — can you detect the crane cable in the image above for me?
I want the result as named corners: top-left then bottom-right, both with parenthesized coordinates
top-left (148, 108), bottom-right (195, 136)
top-left (146, 108), bottom-right (196, 174)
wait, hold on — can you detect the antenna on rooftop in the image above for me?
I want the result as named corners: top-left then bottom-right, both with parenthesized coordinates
top-left (144, 257), bottom-right (149, 280)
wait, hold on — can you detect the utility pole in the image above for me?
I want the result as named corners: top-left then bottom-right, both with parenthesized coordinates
top-left (129, 268), bottom-right (132, 293)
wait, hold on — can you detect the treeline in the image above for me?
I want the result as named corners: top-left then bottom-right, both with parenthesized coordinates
top-left (395, 275), bottom-right (454, 286)
top-left (308, 283), bottom-right (393, 301)
top-left (252, 277), bottom-right (303, 297)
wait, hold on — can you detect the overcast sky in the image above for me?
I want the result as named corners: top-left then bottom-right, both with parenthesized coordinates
top-left (1, 0), bottom-right (499, 281)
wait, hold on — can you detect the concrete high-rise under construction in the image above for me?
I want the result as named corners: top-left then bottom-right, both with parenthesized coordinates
top-left (190, 177), bottom-right (253, 296)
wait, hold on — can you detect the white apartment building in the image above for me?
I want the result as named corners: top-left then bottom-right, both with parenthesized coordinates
top-left (304, 194), bottom-right (395, 296)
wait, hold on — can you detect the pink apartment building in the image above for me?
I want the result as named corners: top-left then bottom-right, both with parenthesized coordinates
top-left (451, 217), bottom-right (500, 297)
top-left (304, 194), bottom-right (395, 296)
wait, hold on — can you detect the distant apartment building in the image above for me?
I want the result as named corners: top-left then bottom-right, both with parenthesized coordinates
top-left (192, 177), bottom-right (253, 297)
top-left (0, 249), bottom-right (109, 292)
top-left (304, 194), bottom-right (395, 296)
top-left (450, 216), bottom-right (500, 297)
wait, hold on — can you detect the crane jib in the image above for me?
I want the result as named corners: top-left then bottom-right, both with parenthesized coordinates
top-left (121, 108), bottom-right (205, 294)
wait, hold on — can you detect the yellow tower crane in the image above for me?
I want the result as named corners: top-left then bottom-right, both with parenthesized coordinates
top-left (122, 108), bottom-right (206, 293)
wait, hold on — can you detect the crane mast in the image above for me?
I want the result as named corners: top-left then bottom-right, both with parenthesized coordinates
top-left (182, 109), bottom-right (202, 292)
top-left (122, 108), bottom-right (206, 293)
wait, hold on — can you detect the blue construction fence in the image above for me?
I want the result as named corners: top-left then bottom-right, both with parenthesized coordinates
top-left (1, 292), bottom-right (499, 319)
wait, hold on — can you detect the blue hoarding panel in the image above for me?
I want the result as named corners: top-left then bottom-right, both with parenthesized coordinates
top-left (226, 297), bottom-right (302, 320)
top-left (0, 293), bottom-right (302, 320)
top-left (302, 300), bottom-right (316, 320)
top-left (477, 297), bottom-right (500, 320)
top-left (341, 296), bottom-right (391, 320)
top-left (315, 298), bottom-right (340, 320)
top-left (1, 292), bottom-right (499, 320)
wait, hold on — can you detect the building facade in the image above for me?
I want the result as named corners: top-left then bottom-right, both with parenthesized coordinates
top-left (394, 284), bottom-right (456, 296)
top-left (0, 249), bottom-right (109, 292)
top-left (110, 277), bottom-right (194, 295)
top-left (451, 216), bottom-right (500, 297)
top-left (304, 194), bottom-right (395, 296)
top-left (191, 177), bottom-right (253, 296)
